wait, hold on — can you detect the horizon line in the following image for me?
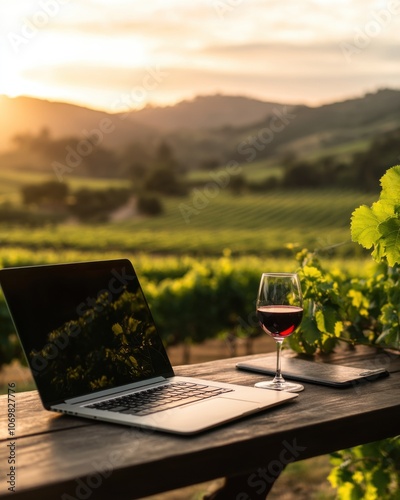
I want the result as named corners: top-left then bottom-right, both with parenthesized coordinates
top-left (1, 86), bottom-right (398, 115)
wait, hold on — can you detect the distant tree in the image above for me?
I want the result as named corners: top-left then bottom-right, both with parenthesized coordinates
top-left (228, 174), bottom-right (247, 194)
top-left (121, 142), bottom-right (152, 171)
top-left (352, 128), bottom-right (400, 190)
top-left (282, 161), bottom-right (322, 188)
top-left (155, 141), bottom-right (174, 168)
top-left (12, 132), bottom-right (36, 151)
top-left (137, 195), bottom-right (163, 216)
top-left (200, 158), bottom-right (221, 171)
top-left (83, 147), bottom-right (120, 178)
top-left (144, 168), bottom-right (187, 196)
top-left (154, 141), bottom-right (186, 174)
top-left (13, 128), bottom-right (52, 155)
top-left (31, 127), bottom-right (52, 153)
top-left (69, 188), bottom-right (131, 221)
top-left (127, 162), bottom-right (147, 187)
top-left (21, 180), bottom-right (69, 206)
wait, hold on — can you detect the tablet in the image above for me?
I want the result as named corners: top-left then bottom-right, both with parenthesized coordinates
top-left (236, 356), bottom-right (389, 388)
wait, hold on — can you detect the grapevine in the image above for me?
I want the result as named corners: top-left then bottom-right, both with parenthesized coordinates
top-left (326, 165), bottom-right (400, 499)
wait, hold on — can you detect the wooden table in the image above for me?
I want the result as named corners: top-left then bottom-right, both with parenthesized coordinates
top-left (1, 345), bottom-right (400, 499)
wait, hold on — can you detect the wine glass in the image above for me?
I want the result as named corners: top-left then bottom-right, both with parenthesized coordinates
top-left (255, 272), bottom-right (304, 392)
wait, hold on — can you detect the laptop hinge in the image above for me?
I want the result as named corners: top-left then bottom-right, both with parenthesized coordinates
top-left (64, 376), bottom-right (167, 405)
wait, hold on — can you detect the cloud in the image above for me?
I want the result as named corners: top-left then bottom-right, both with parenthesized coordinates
top-left (2, 0), bottom-right (400, 111)
top-left (21, 58), bottom-right (400, 112)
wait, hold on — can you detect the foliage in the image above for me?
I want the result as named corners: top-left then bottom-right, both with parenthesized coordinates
top-left (70, 187), bottom-right (131, 221)
top-left (351, 165), bottom-right (400, 266)
top-left (144, 255), bottom-right (260, 348)
top-left (21, 180), bottom-right (69, 206)
top-left (0, 189), bottom-right (378, 256)
top-left (14, 128), bottom-right (121, 178)
top-left (326, 165), bottom-right (400, 500)
top-left (0, 202), bottom-right (65, 226)
top-left (30, 289), bottom-right (170, 400)
top-left (137, 195), bottom-right (164, 216)
top-left (329, 437), bottom-right (400, 499)
top-left (352, 129), bottom-right (400, 191)
top-left (144, 167), bottom-right (187, 196)
top-left (286, 248), bottom-right (400, 355)
top-left (276, 128), bottom-right (400, 192)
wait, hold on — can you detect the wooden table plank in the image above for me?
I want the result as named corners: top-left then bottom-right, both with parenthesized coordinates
top-left (0, 347), bottom-right (399, 499)
top-left (0, 391), bottom-right (91, 442)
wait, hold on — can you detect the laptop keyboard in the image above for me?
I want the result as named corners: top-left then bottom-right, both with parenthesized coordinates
top-left (86, 381), bottom-right (234, 416)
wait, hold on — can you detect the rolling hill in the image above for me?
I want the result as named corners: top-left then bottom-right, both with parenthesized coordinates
top-left (1, 88), bottom-right (400, 171)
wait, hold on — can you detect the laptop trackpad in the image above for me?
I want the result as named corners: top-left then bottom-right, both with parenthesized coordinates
top-left (155, 398), bottom-right (261, 435)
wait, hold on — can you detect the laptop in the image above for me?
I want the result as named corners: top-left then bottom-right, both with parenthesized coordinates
top-left (0, 259), bottom-right (297, 435)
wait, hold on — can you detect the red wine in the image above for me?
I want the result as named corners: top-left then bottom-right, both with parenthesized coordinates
top-left (257, 305), bottom-right (303, 339)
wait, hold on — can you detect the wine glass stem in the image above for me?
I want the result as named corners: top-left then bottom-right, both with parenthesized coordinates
top-left (274, 340), bottom-right (285, 385)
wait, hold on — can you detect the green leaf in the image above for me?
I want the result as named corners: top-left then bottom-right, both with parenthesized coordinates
top-left (347, 289), bottom-right (369, 315)
top-left (301, 316), bottom-right (321, 344)
top-left (371, 238), bottom-right (386, 263)
top-left (322, 334), bottom-right (337, 352)
top-left (302, 265), bottom-right (323, 281)
top-left (129, 355), bottom-right (139, 368)
top-left (323, 306), bottom-right (338, 333)
top-left (380, 164), bottom-right (400, 207)
top-left (371, 467), bottom-right (391, 496)
top-left (112, 323), bottom-right (123, 335)
top-left (334, 321), bottom-right (344, 337)
top-left (351, 205), bottom-right (382, 249)
top-left (379, 217), bottom-right (400, 267)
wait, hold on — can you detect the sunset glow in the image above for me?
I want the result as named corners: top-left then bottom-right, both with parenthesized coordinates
top-left (1, 0), bottom-right (400, 111)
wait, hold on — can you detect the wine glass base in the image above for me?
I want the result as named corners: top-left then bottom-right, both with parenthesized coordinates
top-left (255, 380), bottom-right (304, 393)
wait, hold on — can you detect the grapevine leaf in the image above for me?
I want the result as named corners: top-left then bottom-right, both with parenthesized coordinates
top-left (301, 316), bottom-right (321, 344)
top-left (347, 289), bottom-right (369, 315)
top-left (286, 332), bottom-right (304, 353)
top-left (371, 467), bottom-right (391, 497)
top-left (379, 217), bottom-right (400, 266)
top-left (371, 199), bottom-right (395, 219)
top-left (334, 321), bottom-right (344, 337)
top-left (377, 327), bottom-right (400, 347)
top-left (129, 355), bottom-right (139, 368)
top-left (322, 334), bottom-right (337, 352)
top-left (302, 265), bottom-right (323, 281)
top-left (379, 164), bottom-right (400, 207)
top-left (112, 323), bottom-right (124, 335)
top-left (350, 205), bottom-right (382, 249)
top-left (371, 239), bottom-right (386, 263)
top-left (315, 306), bottom-right (337, 334)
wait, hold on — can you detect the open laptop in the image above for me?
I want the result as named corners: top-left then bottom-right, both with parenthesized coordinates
top-left (0, 259), bottom-right (297, 435)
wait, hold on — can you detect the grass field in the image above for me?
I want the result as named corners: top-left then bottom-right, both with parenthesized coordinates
top-left (0, 188), bottom-right (377, 257)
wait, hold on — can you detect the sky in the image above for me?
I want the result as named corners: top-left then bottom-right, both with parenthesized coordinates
top-left (1, 0), bottom-right (400, 112)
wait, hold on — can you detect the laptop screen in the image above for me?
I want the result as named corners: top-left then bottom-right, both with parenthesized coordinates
top-left (0, 259), bottom-right (174, 406)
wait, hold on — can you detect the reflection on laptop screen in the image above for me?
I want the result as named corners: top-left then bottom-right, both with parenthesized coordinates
top-left (0, 260), bottom-right (173, 405)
